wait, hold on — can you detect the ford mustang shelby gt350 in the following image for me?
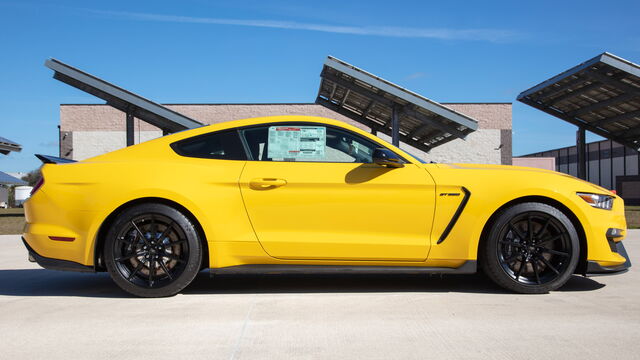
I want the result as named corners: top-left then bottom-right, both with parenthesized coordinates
top-left (23, 116), bottom-right (631, 297)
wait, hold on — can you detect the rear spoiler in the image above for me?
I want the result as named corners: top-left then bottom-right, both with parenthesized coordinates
top-left (35, 154), bottom-right (77, 164)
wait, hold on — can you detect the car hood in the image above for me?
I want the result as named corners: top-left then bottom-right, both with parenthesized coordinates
top-left (429, 163), bottom-right (613, 195)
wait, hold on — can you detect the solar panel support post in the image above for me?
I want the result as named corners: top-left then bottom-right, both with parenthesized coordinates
top-left (391, 105), bottom-right (400, 147)
top-left (577, 126), bottom-right (587, 180)
top-left (126, 111), bottom-right (134, 147)
top-left (57, 125), bottom-right (61, 158)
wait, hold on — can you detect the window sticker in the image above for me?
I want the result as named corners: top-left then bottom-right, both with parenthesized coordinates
top-left (351, 140), bottom-right (360, 155)
top-left (267, 126), bottom-right (326, 160)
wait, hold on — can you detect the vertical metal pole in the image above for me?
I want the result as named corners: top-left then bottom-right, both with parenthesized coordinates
top-left (126, 111), bottom-right (134, 146)
top-left (391, 105), bottom-right (400, 147)
top-left (597, 141), bottom-right (602, 185)
top-left (637, 148), bottom-right (640, 177)
top-left (586, 143), bottom-right (590, 181)
top-left (577, 127), bottom-right (586, 180)
top-left (623, 145), bottom-right (627, 176)
top-left (610, 140), bottom-right (614, 190)
top-left (57, 125), bottom-right (61, 157)
top-left (370, 128), bottom-right (377, 136)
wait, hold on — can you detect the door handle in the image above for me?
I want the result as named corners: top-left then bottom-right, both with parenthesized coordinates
top-left (249, 178), bottom-right (287, 189)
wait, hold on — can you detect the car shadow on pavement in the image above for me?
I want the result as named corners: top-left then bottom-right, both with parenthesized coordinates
top-left (183, 272), bottom-right (606, 295)
top-left (0, 269), bottom-right (127, 298)
top-left (0, 269), bottom-right (605, 298)
top-left (0, 269), bottom-right (606, 298)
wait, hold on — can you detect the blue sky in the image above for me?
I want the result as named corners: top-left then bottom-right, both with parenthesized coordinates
top-left (1, 0), bottom-right (639, 172)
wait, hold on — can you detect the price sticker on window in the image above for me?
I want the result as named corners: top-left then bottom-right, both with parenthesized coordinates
top-left (267, 126), bottom-right (326, 161)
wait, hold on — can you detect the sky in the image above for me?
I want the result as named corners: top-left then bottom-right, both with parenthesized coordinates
top-left (1, 0), bottom-right (639, 172)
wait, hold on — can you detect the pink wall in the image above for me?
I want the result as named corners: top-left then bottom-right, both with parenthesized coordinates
top-left (512, 157), bottom-right (556, 171)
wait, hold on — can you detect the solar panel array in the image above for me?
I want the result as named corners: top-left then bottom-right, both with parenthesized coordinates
top-left (45, 59), bottom-right (203, 133)
top-left (0, 136), bottom-right (21, 155)
top-left (0, 171), bottom-right (27, 185)
top-left (316, 57), bottom-right (478, 152)
top-left (518, 52), bottom-right (640, 150)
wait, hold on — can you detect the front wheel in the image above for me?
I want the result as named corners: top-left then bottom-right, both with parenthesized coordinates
top-left (481, 202), bottom-right (579, 294)
top-left (104, 203), bottom-right (203, 297)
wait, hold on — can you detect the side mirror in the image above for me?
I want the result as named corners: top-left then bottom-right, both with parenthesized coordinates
top-left (372, 148), bottom-right (404, 168)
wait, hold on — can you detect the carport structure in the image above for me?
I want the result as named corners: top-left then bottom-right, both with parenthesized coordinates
top-left (316, 57), bottom-right (478, 152)
top-left (518, 52), bottom-right (640, 179)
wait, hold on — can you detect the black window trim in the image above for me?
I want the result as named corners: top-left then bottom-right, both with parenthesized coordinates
top-left (170, 128), bottom-right (248, 161)
top-left (237, 128), bottom-right (255, 161)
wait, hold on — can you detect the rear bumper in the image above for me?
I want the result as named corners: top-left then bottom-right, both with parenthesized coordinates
top-left (22, 237), bottom-right (94, 273)
top-left (586, 241), bottom-right (632, 276)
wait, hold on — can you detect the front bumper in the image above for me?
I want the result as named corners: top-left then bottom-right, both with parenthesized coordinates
top-left (586, 241), bottom-right (632, 276)
top-left (22, 237), bottom-right (94, 273)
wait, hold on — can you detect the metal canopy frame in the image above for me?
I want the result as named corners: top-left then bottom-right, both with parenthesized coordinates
top-left (0, 136), bottom-right (22, 155)
top-left (316, 56), bottom-right (478, 152)
top-left (517, 52), bottom-right (640, 178)
top-left (45, 59), bottom-right (203, 146)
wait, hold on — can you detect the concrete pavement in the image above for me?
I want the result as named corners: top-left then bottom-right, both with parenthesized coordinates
top-left (0, 232), bottom-right (638, 359)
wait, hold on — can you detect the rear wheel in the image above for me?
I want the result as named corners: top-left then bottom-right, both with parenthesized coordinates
top-left (481, 202), bottom-right (579, 294)
top-left (104, 203), bottom-right (202, 297)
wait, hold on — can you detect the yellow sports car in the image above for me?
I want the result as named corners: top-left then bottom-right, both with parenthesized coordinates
top-left (23, 116), bottom-right (631, 297)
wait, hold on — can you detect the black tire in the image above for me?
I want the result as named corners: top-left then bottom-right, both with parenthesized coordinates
top-left (481, 202), bottom-right (579, 294)
top-left (104, 203), bottom-right (203, 297)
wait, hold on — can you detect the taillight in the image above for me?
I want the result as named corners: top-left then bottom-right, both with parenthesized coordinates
top-left (30, 177), bottom-right (44, 196)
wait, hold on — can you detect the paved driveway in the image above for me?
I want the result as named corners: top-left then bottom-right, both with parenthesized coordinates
top-left (1, 232), bottom-right (638, 359)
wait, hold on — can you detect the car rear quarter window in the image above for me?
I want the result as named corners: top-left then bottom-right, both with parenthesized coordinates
top-left (171, 130), bottom-right (247, 160)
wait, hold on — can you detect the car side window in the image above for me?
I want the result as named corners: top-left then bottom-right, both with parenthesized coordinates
top-left (171, 130), bottom-right (247, 160)
top-left (240, 124), bottom-right (381, 163)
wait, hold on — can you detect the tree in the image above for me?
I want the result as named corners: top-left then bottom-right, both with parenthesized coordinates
top-left (21, 168), bottom-right (42, 187)
top-left (8, 186), bottom-right (14, 208)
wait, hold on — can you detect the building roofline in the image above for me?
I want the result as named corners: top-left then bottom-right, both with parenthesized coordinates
top-left (60, 102), bottom-right (513, 106)
top-left (516, 138), bottom-right (632, 157)
top-left (437, 102), bottom-right (512, 105)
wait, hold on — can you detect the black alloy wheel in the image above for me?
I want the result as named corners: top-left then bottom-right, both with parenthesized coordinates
top-left (482, 202), bottom-right (579, 294)
top-left (104, 203), bottom-right (202, 297)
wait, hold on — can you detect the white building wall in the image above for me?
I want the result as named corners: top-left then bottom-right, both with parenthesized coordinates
top-left (72, 131), bottom-right (162, 160)
top-left (377, 129), bottom-right (502, 164)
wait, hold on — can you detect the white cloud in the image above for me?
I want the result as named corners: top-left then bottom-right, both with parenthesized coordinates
top-left (405, 72), bottom-right (427, 80)
top-left (89, 10), bottom-right (520, 43)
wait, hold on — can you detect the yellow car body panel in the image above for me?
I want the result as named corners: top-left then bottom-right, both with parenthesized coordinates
top-left (425, 163), bottom-right (627, 267)
top-left (23, 115), bottom-right (628, 274)
top-left (239, 161), bottom-right (435, 261)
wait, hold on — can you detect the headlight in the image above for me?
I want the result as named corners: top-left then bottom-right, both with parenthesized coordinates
top-left (577, 192), bottom-right (614, 210)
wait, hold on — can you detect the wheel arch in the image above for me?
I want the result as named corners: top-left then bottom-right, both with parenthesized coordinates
top-left (93, 197), bottom-right (209, 271)
top-left (477, 195), bottom-right (588, 274)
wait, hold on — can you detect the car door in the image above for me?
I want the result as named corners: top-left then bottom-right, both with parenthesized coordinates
top-left (238, 122), bottom-right (436, 261)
